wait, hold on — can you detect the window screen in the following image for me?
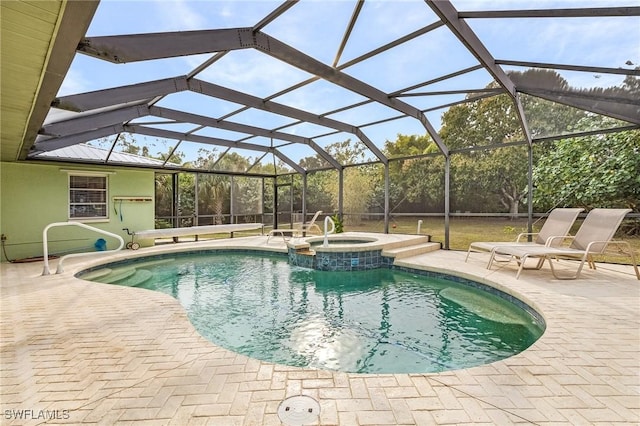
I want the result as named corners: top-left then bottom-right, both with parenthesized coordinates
top-left (69, 174), bottom-right (108, 219)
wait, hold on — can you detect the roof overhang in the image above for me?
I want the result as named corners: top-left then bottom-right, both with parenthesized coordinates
top-left (0, 0), bottom-right (99, 162)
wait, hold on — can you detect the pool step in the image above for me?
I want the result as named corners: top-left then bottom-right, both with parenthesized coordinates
top-left (97, 267), bottom-right (137, 284)
top-left (382, 242), bottom-right (441, 260)
top-left (80, 268), bottom-right (113, 280)
top-left (94, 267), bottom-right (154, 286)
top-left (122, 269), bottom-right (154, 287)
top-left (382, 235), bottom-right (431, 251)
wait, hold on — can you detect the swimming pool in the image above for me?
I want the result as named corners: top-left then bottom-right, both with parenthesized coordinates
top-left (78, 251), bottom-right (545, 373)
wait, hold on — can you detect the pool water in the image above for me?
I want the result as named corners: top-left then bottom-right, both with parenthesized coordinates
top-left (79, 252), bottom-right (544, 373)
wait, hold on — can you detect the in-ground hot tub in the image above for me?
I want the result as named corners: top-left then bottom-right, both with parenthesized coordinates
top-left (288, 234), bottom-right (387, 271)
top-left (308, 235), bottom-right (379, 248)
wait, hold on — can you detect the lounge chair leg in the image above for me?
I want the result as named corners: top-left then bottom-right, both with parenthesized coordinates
top-left (629, 251), bottom-right (640, 280)
top-left (487, 250), bottom-right (497, 269)
top-left (547, 256), bottom-right (587, 280)
top-left (515, 255), bottom-right (529, 279)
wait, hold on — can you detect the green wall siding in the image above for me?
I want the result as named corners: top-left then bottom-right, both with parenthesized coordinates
top-left (0, 162), bottom-right (155, 262)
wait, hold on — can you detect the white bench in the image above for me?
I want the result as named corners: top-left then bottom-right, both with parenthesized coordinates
top-left (134, 223), bottom-right (264, 244)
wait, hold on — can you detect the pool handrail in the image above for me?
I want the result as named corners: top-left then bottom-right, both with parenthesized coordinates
top-left (42, 222), bottom-right (125, 275)
top-left (323, 216), bottom-right (336, 247)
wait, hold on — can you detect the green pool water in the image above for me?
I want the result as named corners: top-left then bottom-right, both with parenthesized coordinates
top-left (78, 252), bottom-right (544, 373)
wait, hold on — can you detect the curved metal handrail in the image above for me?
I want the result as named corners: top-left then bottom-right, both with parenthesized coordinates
top-left (322, 216), bottom-right (336, 247)
top-left (42, 222), bottom-right (125, 275)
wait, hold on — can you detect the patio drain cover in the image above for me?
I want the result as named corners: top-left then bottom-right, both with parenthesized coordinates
top-left (277, 395), bottom-right (321, 425)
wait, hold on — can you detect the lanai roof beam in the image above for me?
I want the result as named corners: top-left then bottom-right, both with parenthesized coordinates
top-left (127, 125), bottom-right (305, 174)
top-left (496, 60), bottom-right (640, 77)
top-left (426, 0), bottom-right (531, 143)
top-left (252, 0), bottom-right (299, 32)
top-left (41, 105), bottom-right (149, 136)
top-left (187, 78), bottom-right (383, 163)
top-left (49, 75), bottom-right (371, 166)
top-left (149, 106), bottom-right (342, 169)
top-left (332, 0), bottom-right (364, 67)
top-left (458, 7), bottom-right (640, 19)
top-left (426, 1), bottom-right (516, 98)
top-left (77, 28), bottom-right (449, 158)
top-left (255, 32), bottom-right (449, 156)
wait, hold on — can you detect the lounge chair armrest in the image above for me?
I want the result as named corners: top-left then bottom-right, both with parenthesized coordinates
top-left (586, 240), bottom-right (632, 254)
top-left (595, 241), bottom-right (639, 280)
top-left (545, 235), bottom-right (574, 247)
top-left (515, 232), bottom-right (539, 242)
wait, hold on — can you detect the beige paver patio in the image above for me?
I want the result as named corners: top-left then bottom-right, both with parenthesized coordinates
top-left (1, 235), bottom-right (638, 425)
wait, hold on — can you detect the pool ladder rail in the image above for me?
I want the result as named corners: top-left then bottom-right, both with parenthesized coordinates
top-left (42, 222), bottom-right (125, 275)
top-left (323, 216), bottom-right (336, 247)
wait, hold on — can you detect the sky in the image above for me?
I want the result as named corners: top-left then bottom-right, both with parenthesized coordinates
top-left (56, 0), bottom-right (640, 169)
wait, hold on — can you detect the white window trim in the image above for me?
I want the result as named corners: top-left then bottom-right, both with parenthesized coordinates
top-left (67, 172), bottom-right (110, 221)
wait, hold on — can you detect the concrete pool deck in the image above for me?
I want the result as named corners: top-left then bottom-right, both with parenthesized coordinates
top-left (1, 234), bottom-right (638, 425)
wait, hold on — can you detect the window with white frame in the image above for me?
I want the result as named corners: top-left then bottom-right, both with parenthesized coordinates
top-left (68, 174), bottom-right (108, 219)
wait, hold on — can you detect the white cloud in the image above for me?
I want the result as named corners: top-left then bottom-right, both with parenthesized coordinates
top-left (195, 50), bottom-right (312, 98)
top-left (58, 69), bottom-right (91, 96)
top-left (153, 0), bottom-right (207, 30)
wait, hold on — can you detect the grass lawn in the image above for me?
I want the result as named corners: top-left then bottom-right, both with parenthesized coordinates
top-left (348, 216), bottom-right (640, 266)
top-left (212, 215), bottom-right (639, 266)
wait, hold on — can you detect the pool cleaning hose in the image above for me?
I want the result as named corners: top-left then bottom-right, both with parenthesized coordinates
top-left (1, 237), bottom-right (15, 263)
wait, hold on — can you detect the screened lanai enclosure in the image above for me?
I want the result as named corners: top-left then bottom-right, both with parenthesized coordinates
top-left (6, 0), bottom-right (639, 249)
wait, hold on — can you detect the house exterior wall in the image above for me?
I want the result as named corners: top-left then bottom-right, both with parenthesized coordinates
top-left (0, 162), bottom-right (155, 262)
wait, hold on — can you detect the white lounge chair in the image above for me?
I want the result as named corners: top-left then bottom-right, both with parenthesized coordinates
top-left (294, 210), bottom-right (323, 235)
top-left (489, 208), bottom-right (638, 280)
top-left (465, 208), bottom-right (584, 267)
top-left (267, 210), bottom-right (323, 243)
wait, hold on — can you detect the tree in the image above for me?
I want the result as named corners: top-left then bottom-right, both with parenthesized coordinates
top-left (233, 176), bottom-right (263, 222)
top-left (330, 165), bottom-right (376, 226)
top-left (302, 170), bottom-right (335, 213)
top-left (154, 173), bottom-right (175, 228)
top-left (436, 70), bottom-right (587, 215)
top-left (377, 134), bottom-right (444, 213)
top-left (193, 150), bottom-right (253, 224)
top-left (438, 92), bottom-right (529, 214)
top-left (621, 66), bottom-right (639, 94)
top-left (299, 140), bottom-right (376, 225)
top-left (177, 173), bottom-right (195, 227)
top-left (533, 117), bottom-right (640, 234)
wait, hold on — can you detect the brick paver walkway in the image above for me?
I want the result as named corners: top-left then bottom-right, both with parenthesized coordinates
top-left (1, 236), bottom-right (638, 425)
